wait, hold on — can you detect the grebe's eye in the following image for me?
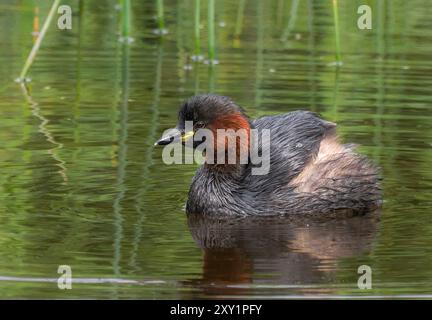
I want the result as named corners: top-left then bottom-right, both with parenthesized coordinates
top-left (195, 121), bottom-right (205, 129)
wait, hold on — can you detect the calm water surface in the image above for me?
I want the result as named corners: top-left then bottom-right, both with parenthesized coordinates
top-left (0, 0), bottom-right (431, 298)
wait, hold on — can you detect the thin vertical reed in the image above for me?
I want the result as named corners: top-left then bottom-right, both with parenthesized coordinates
top-left (18, 0), bottom-right (61, 81)
top-left (194, 0), bottom-right (201, 58)
top-left (120, 0), bottom-right (133, 42)
top-left (207, 0), bottom-right (216, 63)
top-left (281, 0), bottom-right (299, 42)
top-left (156, 0), bottom-right (165, 30)
top-left (234, 0), bottom-right (246, 38)
top-left (332, 0), bottom-right (342, 63)
top-left (32, 6), bottom-right (40, 43)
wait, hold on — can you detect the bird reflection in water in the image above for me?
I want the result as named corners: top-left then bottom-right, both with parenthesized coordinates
top-left (184, 212), bottom-right (380, 298)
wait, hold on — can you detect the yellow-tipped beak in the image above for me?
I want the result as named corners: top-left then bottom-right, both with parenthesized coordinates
top-left (155, 129), bottom-right (194, 146)
top-left (181, 131), bottom-right (194, 142)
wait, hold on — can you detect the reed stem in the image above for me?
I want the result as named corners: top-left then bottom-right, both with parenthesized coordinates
top-left (194, 0), bottom-right (201, 56)
top-left (122, 0), bottom-right (131, 37)
top-left (19, 0), bottom-right (61, 81)
top-left (32, 6), bottom-right (40, 43)
top-left (156, 0), bottom-right (165, 30)
top-left (234, 0), bottom-right (246, 38)
top-left (332, 0), bottom-right (342, 63)
top-left (208, 0), bottom-right (216, 63)
top-left (281, 0), bottom-right (299, 41)
top-left (255, 0), bottom-right (263, 109)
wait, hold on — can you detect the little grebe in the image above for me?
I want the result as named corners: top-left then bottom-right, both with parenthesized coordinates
top-left (155, 94), bottom-right (381, 216)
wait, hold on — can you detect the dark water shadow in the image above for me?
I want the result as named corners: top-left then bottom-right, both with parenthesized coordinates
top-left (183, 212), bottom-right (380, 298)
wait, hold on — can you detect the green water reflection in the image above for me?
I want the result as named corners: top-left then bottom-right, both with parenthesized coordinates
top-left (0, 0), bottom-right (431, 298)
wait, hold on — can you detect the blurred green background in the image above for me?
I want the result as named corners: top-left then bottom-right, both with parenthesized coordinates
top-left (0, 0), bottom-right (431, 298)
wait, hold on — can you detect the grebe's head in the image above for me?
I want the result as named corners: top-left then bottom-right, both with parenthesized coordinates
top-left (155, 94), bottom-right (251, 147)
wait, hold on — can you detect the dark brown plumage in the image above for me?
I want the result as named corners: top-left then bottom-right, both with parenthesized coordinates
top-left (156, 94), bottom-right (382, 216)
